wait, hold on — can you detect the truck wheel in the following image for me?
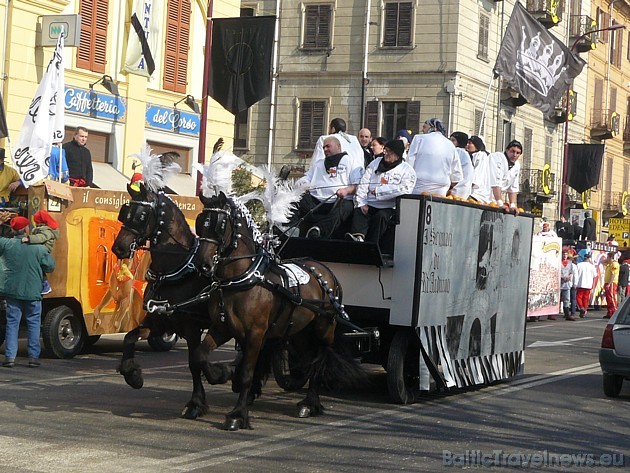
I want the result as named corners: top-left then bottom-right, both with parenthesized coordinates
top-left (147, 333), bottom-right (178, 352)
top-left (603, 373), bottom-right (623, 397)
top-left (42, 305), bottom-right (86, 359)
top-left (272, 345), bottom-right (310, 391)
top-left (387, 330), bottom-right (420, 404)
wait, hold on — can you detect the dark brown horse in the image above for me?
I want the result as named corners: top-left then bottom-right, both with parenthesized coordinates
top-left (195, 192), bottom-right (367, 431)
top-left (112, 181), bottom-right (230, 420)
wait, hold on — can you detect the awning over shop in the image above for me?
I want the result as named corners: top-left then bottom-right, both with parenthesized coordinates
top-left (92, 162), bottom-right (131, 191)
top-left (164, 173), bottom-right (197, 197)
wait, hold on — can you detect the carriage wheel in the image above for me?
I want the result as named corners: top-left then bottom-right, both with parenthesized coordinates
top-left (603, 373), bottom-right (624, 397)
top-left (272, 345), bottom-right (310, 391)
top-left (147, 333), bottom-right (179, 352)
top-left (387, 330), bottom-right (420, 404)
top-left (42, 305), bottom-right (86, 359)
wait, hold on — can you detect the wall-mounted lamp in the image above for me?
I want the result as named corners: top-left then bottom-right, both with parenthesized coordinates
top-left (88, 74), bottom-right (119, 96)
top-left (174, 94), bottom-right (200, 114)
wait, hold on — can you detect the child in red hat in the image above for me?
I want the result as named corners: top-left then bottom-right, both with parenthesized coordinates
top-left (22, 210), bottom-right (60, 294)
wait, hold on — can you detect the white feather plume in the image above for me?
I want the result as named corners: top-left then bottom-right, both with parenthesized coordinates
top-left (130, 143), bottom-right (181, 193)
top-left (195, 150), bottom-right (244, 197)
top-left (253, 165), bottom-right (308, 228)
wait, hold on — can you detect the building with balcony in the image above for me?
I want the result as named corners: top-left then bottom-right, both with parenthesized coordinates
top-left (581, 0), bottom-right (630, 238)
top-left (239, 0), bottom-right (590, 222)
top-left (0, 0), bottom-right (239, 195)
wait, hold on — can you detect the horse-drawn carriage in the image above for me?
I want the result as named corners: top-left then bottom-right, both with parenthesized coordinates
top-left (281, 195), bottom-right (534, 403)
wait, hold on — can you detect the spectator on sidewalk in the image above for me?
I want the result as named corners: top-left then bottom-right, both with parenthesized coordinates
top-left (575, 253), bottom-right (597, 318)
top-left (0, 216), bottom-right (55, 368)
top-left (618, 258), bottom-right (629, 304)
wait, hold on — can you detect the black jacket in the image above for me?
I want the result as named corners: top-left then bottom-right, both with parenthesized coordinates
top-left (581, 217), bottom-right (596, 241)
top-left (619, 262), bottom-right (629, 288)
top-left (63, 139), bottom-right (93, 186)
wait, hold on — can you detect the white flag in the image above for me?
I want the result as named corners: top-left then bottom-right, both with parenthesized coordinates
top-left (124, 0), bottom-right (162, 77)
top-left (14, 31), bottom-right (65, 187)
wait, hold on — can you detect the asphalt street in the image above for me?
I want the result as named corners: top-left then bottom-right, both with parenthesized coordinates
top-left (0, 311), bottom-right (628, 472)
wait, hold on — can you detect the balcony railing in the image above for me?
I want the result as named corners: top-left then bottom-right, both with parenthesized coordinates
top-left (602, 191), bottom-right (624, 211)
top-left (565, 186), bottom-right (582, 203)
top-left (526, 0), bottom-right (562, 27)
top-left (520, 168), bottom-right (555, 196)
top-left (569, 15), bottom-right (597, 52)
top-left (590, 109), bottom-right (620, 140)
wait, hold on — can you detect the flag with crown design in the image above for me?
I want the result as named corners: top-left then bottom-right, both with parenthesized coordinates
top-left (494, 2), bottom-right (586, 117)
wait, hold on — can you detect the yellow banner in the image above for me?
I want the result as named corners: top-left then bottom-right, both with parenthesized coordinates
top-left (609, 217), bottom-right (630, 247)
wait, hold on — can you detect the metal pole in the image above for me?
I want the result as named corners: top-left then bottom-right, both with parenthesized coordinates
top-left (266, 0), bottom-right (281, 168)
top-left (197, 0), bottom-right (214, 195)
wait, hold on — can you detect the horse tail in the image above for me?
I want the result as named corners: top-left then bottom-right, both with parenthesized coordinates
top-left (314, 340), bottom-right (370, 392)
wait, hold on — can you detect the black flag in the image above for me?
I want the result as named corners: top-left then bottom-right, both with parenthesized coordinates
top-left (130, 13), bottom-right (155, 76)
top-left (494, 2), bottom-right (585, 117)
top-left (0, 92), bottom-right (8, 139)
top-left (566, 144), bottom-right (605, 193)
top-left (209, 16), bottom-right (276, 115)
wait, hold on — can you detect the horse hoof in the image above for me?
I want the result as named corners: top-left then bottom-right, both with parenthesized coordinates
top-left (181, 406), bottom-right (200, 420)
top-left (124, 373), bottom-right (144, 389)
top-left (298, 406), bottom-right (311, 418)
top-left (223, 418), bottom-right (243, 431)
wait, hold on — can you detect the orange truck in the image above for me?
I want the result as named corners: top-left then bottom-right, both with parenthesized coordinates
top-left (0, 184), bottom-right (200, 358)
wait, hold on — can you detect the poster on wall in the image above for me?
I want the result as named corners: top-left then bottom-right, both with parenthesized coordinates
top-left (527, 236), bottom-right (562, 318)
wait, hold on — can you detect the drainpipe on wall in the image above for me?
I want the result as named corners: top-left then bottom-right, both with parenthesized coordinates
top-left (359, 0), bottom-right (371, 127)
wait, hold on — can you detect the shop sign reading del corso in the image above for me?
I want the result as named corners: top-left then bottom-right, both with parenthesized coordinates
top-left (64, 87), bottom-right (200, 137)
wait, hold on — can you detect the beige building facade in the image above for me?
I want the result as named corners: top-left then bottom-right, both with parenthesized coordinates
top-left (240, 0), bottom-right (601, 223)
top-left (0, 0), bottom-right (239, 195)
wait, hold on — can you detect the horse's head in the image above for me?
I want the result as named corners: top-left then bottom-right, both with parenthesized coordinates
top-left (196, 192), bottom-right (236, 257)
top-left (196, 192), bottom-right (263, 277)
top-left (113, 182), bottom-right (158, 259)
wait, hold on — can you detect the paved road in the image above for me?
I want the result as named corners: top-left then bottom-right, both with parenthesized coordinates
top-left (0, 312), bottom-right (628, 472)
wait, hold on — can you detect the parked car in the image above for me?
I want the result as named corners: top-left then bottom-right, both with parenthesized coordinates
top-left (599, 296), bottom-right (630, 397)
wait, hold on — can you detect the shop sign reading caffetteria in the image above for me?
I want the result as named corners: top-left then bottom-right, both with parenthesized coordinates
top-left (64, 87), bottom-right (127, 122)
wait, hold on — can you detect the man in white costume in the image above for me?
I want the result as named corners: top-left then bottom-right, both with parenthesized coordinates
top-left (489, 139), bottom-right (523, 209)
top-left (407, 118), bottom-right (462, 196)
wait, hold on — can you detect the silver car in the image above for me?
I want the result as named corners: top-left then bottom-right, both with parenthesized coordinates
top-left (599, 295), bottom-right (630, 397)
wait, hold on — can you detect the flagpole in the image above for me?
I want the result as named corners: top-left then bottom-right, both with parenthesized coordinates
top-left (560, 23), bottom-right (625, 217)
top-left (479, 77), bottom-right (495, 137)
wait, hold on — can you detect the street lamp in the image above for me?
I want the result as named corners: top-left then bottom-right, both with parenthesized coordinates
top-left (560, 23), bottom-right (626, 217)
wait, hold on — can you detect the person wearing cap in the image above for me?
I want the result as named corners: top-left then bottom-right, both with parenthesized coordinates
top-left (559, 251), bottom-right (576, 321)
top-left (22, 210), bottom-right (60, 295)
top-left (603, 252), bottom-right (620, 319)
top-left (489, 140), bottom-right (523, 208)
top-left (449, 131), bottom-right (474, 199)
top-left (358, 128), bottom-right (374, 167)
top-left (396, 129), bottom-right (412, 160)
top-left (407, 118), bottom-right (462, 197)
top-left (0, 148), bottom-right (22, 207)
top-left (575, 252), bottom-right (598, 318)
top-left (0, 216), bottom-right (55, 368)
top-left (346, 139), bottom-right (416, 243)
top-left (293, 135), bottom-right (362, 239)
